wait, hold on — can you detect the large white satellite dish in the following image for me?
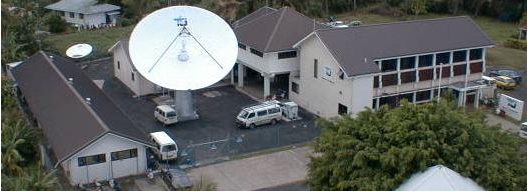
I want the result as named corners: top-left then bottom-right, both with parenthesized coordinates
top-left (129, 6), bottom-right (238, 91)
top-left (66, 43), bottom-right (93, 58)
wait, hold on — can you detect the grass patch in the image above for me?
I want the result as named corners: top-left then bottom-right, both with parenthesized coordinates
top-left (43, 25), bottom-right (134, 59)
top-left (487, 47), bottom-right (527, 71)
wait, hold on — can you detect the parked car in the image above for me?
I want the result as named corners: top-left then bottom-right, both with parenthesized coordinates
top-left (493, 76), bottom-right (516, 90)
top-left (488, 69), bottom-right (522, 84)
top-left (519, 122), bottom-right (527, 139)
top-left (162, 168), bottom-right (192, 190)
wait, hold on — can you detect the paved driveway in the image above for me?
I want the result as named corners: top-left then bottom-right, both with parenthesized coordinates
top-left (86, 58), bottom-right (320, 164)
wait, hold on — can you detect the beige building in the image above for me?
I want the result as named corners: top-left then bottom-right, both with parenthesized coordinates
top-left (291, 17), bottom-right (493, 118)
top-left (108, 39), bottom-right (162, 96)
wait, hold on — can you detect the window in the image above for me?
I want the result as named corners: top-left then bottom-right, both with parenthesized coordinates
top-left (400, 57), bottom-right (415, 70)
top-left (338, 103), bottom-right (348, 115)
top-left (436, 52), bottom-right (450, 65)
top-left (268, 108), bottom-right (280, 114)
top-left (238, 42), bottom-right (246, 50)
top-left (69, 12), bottom-right (75, 18)
top-left (381, 74), bottom-right (398, 86)
top-left (381, 59), bottom-right (397, 72)
top-left (436, 67), bottom-right (451, 78)
top-left (399, 93), bottom-right (414, 103)
top-left (257, 110), bottom-right (267, 116)
top-left (338, 70), bottom-right (344, 79)
top-left (111, 149), bottom-right (138, 161)
top-left (131, 72), bottom-right (135, 81)
top-left (117, 61), bottom-right (120, 69)
top-left (323, 66), bottom-right (332, 77)
top-left (453, 50), bottom-right (466, 63)
top-left (400, 71), bottom-right (416, 84)
top-left (248, 113), bottom-right (255, 118)
top-left (418, 54), bottom-right (433, 67)
top-left (470, 62), bottom-right (483, 73)
top-left (470, 48), bottom-right (483, 60)
top-left (453, 64), bottom-right (466, 76)
top-left (313, 59), bottom-right (318, 78)
top-left (291, 82), bottom-right (299, 93)
top-left (78, 154), bottom-right (106, 166)
top-left (373, 76), bottom-right (379, 88)
top-left (278, 51), bottom-right (297, 59)
top-left (162, 145), bottom-right (176, 152)
top-left (419, 69), bottom-right (433, 81)
top-left (79, 13), bottom-right (84, 19)
top-left (380, 96), bottom-right (398, 108)
top-left (250, 48), bottom-right (263, 57)
top-left (372, 99), bottom-right (377, 109)
top-left (416, 90), bottom-right (431, 102)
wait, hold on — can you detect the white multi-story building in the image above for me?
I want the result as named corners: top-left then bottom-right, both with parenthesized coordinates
top-left (291, 16), bottom-right (493, 118)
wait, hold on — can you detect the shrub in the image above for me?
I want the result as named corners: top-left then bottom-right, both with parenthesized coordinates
top-left (43, 12), bottom-right (67, 33)
top-left (504, 38), bottom-right (526, 50)
top-left (120, 18), bottom-right (133, 27)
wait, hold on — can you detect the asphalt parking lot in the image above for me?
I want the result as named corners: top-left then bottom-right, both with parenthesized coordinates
top-left (486, 66), bottom-right (527, 121)
top-left (85, 58), bottom-right (320, 164)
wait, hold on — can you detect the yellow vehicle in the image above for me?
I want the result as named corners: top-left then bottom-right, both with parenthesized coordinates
top-left (493, 76), bottom-right (516, 90)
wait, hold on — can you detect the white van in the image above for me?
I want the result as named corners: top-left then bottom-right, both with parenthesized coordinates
top-left (519, 122), bottom-right (527, 139)
top-left (236, 101), bottom-right (282, 129)
top-left (155, 105), bottom-right (178, 125)
top-left (149, 131), bottom-right (178, 160)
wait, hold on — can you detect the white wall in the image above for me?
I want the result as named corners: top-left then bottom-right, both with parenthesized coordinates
top-left (112, 42), bottom-right (158, 96)
top-left (351, 75), bottom-right (374, 116)
top-left (63, 133), bottom-right (149, 185)
top-left (237, 47), bottom-right (299, 75)
top-left (63, 12), bottom-right (106, 26)
top-left (293, 35), bottom-right (358, 119)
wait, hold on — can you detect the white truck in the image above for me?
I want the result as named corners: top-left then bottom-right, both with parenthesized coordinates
top-left (236, 101), bottom-right (283, 129)
top-left (154, 105), bottom-right (179, 125)
top-left (149, 131), bottom-right (178, 160)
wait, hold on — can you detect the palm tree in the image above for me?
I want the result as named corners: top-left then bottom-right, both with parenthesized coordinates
top-left (1, 119), bottom-right (34, 176)
top-left (25, 165), bottom-right (59, 190)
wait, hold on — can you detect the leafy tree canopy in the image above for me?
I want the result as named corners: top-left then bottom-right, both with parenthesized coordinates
top-left (308, 99), bottom-right (526, 190)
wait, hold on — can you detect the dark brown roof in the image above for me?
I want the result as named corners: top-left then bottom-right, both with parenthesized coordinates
top-left (232, 6), bottom-right (277, 28)
top-left (12, 51), bottom-right (153, 163)
top-left (313, 16), bottom-right (494, 77)
top-left (234, 6), bottom-right (328, 52)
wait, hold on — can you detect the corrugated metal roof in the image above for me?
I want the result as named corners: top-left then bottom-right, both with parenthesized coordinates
top-left (45, 0), bottom-right (119, 14)
top-left (12, 51), bottom-right (152, 163)
top-left (314, 16), bottom-right (494, 77)
top-left (234, 6), bottom-right (328, 52)
top-left (396, 165), bottom-right (484, 191)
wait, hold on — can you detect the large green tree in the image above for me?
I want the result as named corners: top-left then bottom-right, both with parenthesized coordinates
top-left (308, 99), bottom-right (526, 190)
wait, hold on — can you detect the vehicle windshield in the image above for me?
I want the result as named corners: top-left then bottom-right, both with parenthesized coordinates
top-left (238, 111), bottom-right (249, 119)
top-left (162, 145), bottom-right (177, 152)
top-left (167, 111), bottom-right (176, 117)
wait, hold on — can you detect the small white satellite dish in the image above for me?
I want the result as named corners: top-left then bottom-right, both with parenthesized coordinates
top-left (128, 6), bottom-right (238, 90)
top-left (66, 43), bottom-right (93, 58)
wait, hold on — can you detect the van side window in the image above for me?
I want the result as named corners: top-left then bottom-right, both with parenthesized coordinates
top-left (257, 110), bottom-right (267, 116)
top-left (268, 108), bottom-right (280, 114)
top-left (248, 112), bottom-right (255, 118)
top-left (167, 111), bottom-right (176, 117)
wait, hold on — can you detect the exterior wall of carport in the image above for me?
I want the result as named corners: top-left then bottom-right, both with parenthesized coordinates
top-left (112, 42), bottom-right (158, 96)
top-left (61, 133), bottom-right (149, 185)
top-left (235, 44), bottom-right (299, 98)
top-left (291, 35), bottom-right (371, 119)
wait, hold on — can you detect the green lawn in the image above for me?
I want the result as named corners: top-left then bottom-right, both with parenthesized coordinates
top-left (337, 12), bottom-right (526, 72)
top-left (43, 25), bottom-right (134, 60)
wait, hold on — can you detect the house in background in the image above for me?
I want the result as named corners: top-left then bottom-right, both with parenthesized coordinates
top-left (108, 38), bottom-right (162, 97)
top-left (292, 16), bottom-right (493, 118)
top-left (45, 0), bottom-right (120, 29)
top-left (396, 164), bottom-right (484, 191)
top-left (10, 51), bottom-right (154, 185)
top-left (231, 6), bottom-right (328, 98)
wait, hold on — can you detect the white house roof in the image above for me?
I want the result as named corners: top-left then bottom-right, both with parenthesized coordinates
top-left (45, 0), bottom-right (120, 14)
top-left (396, 165), bottom-right (485, 191)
